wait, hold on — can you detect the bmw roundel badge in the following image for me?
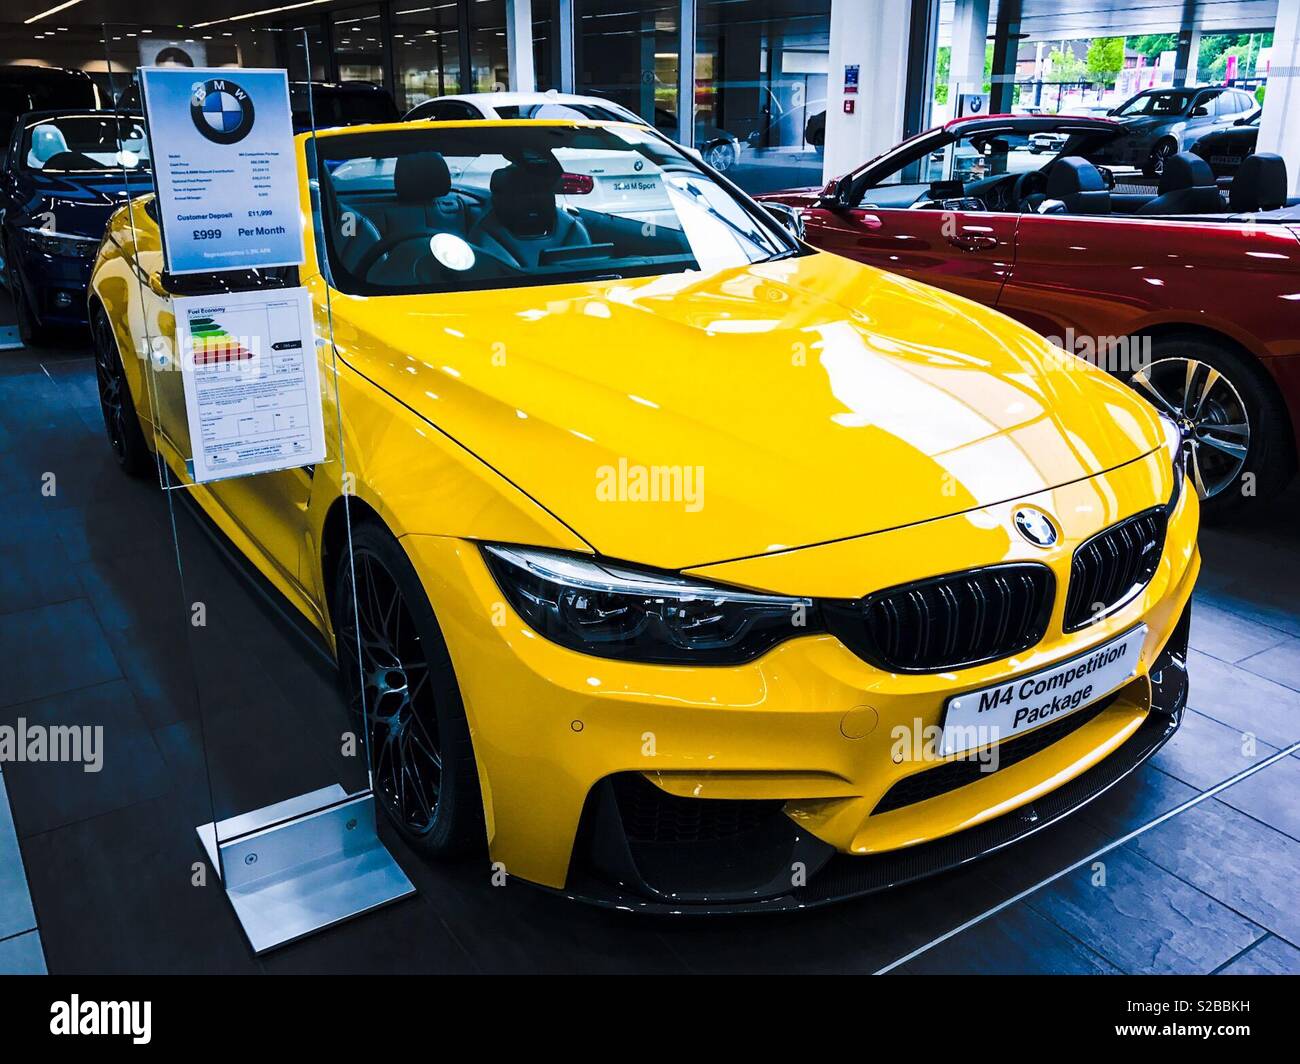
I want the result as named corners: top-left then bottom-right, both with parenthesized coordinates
top-left (190, 79), bottom-right (256, 145)
top-left (1013, 506), bottom-right (1059, 548)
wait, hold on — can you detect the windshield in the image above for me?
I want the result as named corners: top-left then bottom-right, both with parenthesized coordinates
top-left (313, 123), bottom-right (795, 296)
top-left (1114, 91), bottom-right (1194, 117)
top-left (21, 114), bottom-right (150, 172)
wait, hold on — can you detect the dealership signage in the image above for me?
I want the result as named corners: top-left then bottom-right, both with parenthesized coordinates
top-left (139, 67), bottom-right (304, 275)
top-left (174, 287), bottom-right (325, 484)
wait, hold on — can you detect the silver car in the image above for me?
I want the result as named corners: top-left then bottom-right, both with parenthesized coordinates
top-left (1101, 85), bottom-right (1258, 175)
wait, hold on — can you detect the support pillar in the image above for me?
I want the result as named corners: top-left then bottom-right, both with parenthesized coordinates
top-left (1258, 0), bottom-right (1300, 195)
top-left (947, 0), bottom-right (990, 113)
top-left (989, 0), bottom-right (1022, 114)
top-left (823, 0), bottom-right (911, 184)
top-left (506, 0), bottom-right (536, 93)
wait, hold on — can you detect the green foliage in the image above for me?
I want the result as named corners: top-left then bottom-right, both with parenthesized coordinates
top-left (1086, 37), bottom-right (1124, 85)
top-left (1129, 33), bottom-right (1177, 59)
top-left (1047, 47), bottom-right (1087, 84)
top-left (1200, 32), bottom-right (1272, 81)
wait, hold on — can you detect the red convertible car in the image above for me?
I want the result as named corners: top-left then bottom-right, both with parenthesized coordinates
top-left (761, 115), bottom-right (1300, 519)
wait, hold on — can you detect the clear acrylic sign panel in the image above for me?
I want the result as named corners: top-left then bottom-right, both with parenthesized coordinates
top-left (99, 24), bottom-right (377, 879)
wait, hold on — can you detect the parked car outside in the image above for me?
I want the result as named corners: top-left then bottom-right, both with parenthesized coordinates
top-left (1192, 108), bottom-right (1261, 176)
top-left (1099, 85), bottom-right (1258, 175)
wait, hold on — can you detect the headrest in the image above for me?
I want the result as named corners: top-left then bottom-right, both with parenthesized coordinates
top-left (1046, 156), bottom-right (1106, 197)
top-left (28, 124), bottom-right (69, 165)
top-left (1158, 152), bottom-right (1215, 194)
top-left (489, 157), bottom-right (562, 237)
top-left (394, 151), bottom-right (451, 202)
top-left (1230, 152), bottom-right (1289, 213)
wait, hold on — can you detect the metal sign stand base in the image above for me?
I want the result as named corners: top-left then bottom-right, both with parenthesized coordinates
top-left (197, 784), bottom-right (415, 954)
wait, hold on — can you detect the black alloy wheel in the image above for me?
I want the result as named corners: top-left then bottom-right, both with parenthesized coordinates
top-left (9, 260), bottom-right (50, 347)
top-left (91, 306), bottom-right (150, 475)
top-left (1146, 137), bottom-right (1176, 177)
top-left (333, 522), bottom-right (484, 855)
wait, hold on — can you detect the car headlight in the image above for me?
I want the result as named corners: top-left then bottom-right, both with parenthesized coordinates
top-left (482, 544), bottom-right (818, 664)
top-left (19, 226), bottom-right (98, 258)
top-left (1158, 413), bottom-right (1187, 510)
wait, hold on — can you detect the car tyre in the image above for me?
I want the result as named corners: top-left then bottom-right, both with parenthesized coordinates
top-left (1127, 335), bottom-right (1295, 521)
top-left (1143, 137), bottom-right (1177, 178)
top-left (705, 141), bottom-right (737, 171)
top-left (91, 305), bottom-right (151, 477)
top-left (9, 261), bottom-right (54, 348)
top-left (332, 520), bottom-right (486, 857)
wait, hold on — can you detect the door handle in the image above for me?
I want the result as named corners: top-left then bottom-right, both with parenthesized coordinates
top-left (946, 232), bottom-right (999, 252)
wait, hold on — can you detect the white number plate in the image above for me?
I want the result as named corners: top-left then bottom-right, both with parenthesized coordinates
top-left (940, 625), bottom-right (1146, 756)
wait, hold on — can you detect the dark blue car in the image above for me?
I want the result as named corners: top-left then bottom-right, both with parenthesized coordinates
top-left (0, 110), bottom-right (153, 345)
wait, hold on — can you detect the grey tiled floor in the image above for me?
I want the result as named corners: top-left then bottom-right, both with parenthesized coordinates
top-left (0, 330), bottom-right (1297, 974)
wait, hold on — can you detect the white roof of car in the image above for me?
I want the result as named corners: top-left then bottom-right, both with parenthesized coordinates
top-left (424, 91), bottom-right (642, 117)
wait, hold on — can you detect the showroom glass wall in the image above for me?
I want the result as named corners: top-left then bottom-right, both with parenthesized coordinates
top-left (96, 25), bottom-right (393, 947)
top-left (278, 0), bottom-right (831, 193)
top-left (693, 0), bottom-right (830, 192)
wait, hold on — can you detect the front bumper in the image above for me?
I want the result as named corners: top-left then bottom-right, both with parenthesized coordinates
top-left (13, 244), bottom-right (95, 326)
top-left (401, 448), bottom-right (1198, 909)
top-left (560, 607), bottom-right (1188, 912)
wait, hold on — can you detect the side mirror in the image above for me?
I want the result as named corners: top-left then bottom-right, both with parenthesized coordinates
top-left (821, 175), bottom-right (854, 211)
top-left (764, 201), bottom-right (805, 241)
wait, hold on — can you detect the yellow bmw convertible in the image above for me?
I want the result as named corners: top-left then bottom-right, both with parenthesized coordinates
top-left (89, 119), bottom-right (1198, 911)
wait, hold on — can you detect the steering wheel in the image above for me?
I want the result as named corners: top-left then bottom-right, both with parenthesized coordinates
top-left (351, 227), bottom-right (516, 282)
top-left (353, 228), bottom-right (450, 279)
top-left (1012, 168), bottom-right (1049, 209)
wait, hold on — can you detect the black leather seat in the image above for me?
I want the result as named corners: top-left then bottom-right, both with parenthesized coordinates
top-left (1136, 152), bottom-right (1223, 214)
top-left (1229, 153), bottom-right (1289, 213)
top-left (468, 156), bottom-right (591, 269)
top-left (335, 150), bottom-right (475, 282)
top-left (1044, 157), bottom-right (1111, 215)
top-left (368, 151), bottom-right (471, 238)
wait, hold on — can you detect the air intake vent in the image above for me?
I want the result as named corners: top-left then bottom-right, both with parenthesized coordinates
top-left (612, 774), bottom-right (784, 844)
top-left (824, 564), bottom-right (1055, 673)
top-left (1064, 507), bottom-right (1167, 632)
